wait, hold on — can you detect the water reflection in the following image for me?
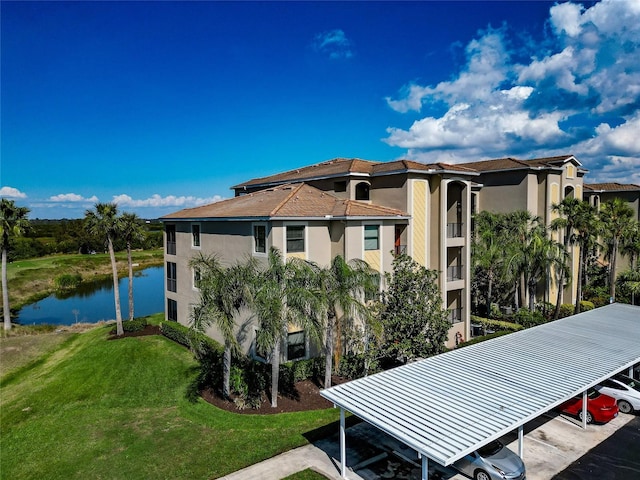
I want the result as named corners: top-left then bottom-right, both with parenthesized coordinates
top-left (17, 266), bottom-right (164, 326)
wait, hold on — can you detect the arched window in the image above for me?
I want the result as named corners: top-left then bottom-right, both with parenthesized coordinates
top-left (564, 186), bottom-right (574, 199)
top-left (355, 182), bottom-right (370, 201)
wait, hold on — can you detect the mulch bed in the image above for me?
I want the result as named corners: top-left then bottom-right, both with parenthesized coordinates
top-left (110, 326), bottom-right (342, 414)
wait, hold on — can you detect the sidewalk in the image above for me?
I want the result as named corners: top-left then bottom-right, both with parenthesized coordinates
top-left (216, 442), bottom-right (364, 480)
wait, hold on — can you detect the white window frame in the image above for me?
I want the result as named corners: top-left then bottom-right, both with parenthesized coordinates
top-left (364, 224), bottom-right (380, 251)
top-left (191, 223), bottom-right (201, 249)
top-left (284, 222), bottom-right (307, 255)
top-left (252, 222), bottom-right (267, 256)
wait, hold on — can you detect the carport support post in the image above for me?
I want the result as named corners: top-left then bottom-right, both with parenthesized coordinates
top-left (582, 390), bottom-right (588, 429)
top-left (340, 408), bottom-right (347, 478)
top-left (421, 454), bottom-right (429, 480)
top-left (518, 425), bottom-right (524, 458)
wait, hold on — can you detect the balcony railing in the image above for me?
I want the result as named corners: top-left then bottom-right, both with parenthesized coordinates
top-left (166, 241), bottom-right (176, 255)
top-left (394, 244), bottom-right (407, 255)
top-left (447, 265), bottom-right (463, 281)
top-left (447, 223), bottom-right (463, 238)
top-left (448, 307), bottom-right (463, 324)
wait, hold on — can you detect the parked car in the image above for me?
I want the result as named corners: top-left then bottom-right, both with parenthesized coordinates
top-left (557, 388), bottom-right (618, 424)
top-left (595, 374), bottom-right (640, 414)
top-left (453, 439), bottom-right (526, 480)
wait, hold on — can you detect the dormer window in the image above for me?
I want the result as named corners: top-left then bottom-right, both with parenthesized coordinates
top-left (355, 182), bottom-right (370, 201)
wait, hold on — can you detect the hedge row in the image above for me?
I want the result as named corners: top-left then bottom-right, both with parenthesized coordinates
top-left (470, 315), bottom-right (524, 332)
top-left (159, 321), bottom-right (224, 356)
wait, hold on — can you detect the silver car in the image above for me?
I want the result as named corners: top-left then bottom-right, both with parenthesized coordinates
top-left (453, 439), bottom-right (526, 480)
top-left (595, 374), bottom-right (640, 414)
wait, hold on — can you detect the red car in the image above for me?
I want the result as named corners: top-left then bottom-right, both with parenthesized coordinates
top-left (558, 388), bottom-right (619, 424)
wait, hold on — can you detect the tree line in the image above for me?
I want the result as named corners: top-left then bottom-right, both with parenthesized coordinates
top-left (4, 216), bottom-right (162, 262)
top-left (471, 197), bottom-right (640, 321)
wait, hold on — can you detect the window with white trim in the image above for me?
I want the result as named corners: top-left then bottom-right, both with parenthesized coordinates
top-left (286, 225), bottom-right (305, 253)
top-left (364, 225), bottom-right (380, 250)
top-left (253, 224), bottom-right (266, 254)
top-left (191, 224), bottom-right (201, 248)
top-left (287, 330), bottom-right (306, 361)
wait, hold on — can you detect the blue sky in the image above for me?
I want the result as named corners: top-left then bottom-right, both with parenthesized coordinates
top-left (2, 0), bottom-right (639, 219)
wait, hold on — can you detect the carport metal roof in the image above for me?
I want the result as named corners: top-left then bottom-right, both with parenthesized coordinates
top-left (321, 303), bottom-right (640, 469)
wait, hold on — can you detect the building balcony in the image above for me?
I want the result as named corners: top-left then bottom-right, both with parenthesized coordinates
top-left (447, 223), bottom-right (463, 238)
top-left (448, 307), bottom-right (463, 324)
top-left (447, 265), bottom-right (463, 282)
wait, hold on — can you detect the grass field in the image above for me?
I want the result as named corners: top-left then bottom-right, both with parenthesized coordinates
top-left (0, 314), bottom-right (340, 480)
top-left (4, 249), bottom-right (164, 311)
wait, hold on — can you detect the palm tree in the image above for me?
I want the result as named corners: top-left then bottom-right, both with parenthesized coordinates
top-left (506, 213), bottom-right (565, 311)
top-left (573, 202), bottom-right (600, 314)
top-left (1, 199), bottom-right (30, 331)
top-left (472, 211), bottom-right (508, 317)
top-left (599, 198), bottom-right (634, 301)
top-left (189, 253), bottom-right (255, 399)
top-left (311, 255), bottom-right (376, 388)
top-left (252, 248), bottom-right (318, 408)
top-left (550, 197), bottom-right (582, 319)
top-left (119, 212), bottom-right (145, 321)
top-left (620, 220), bottom-right (640, 271)
top-left (85, 203), bottom-right (124, 336)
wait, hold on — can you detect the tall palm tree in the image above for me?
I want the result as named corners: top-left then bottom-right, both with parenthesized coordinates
top-left (620, 220), bottom-right (640, 271)
top-left (85, 203), bottom-right (124, 336)
top-left (550, 197), bottom-right (582, 319)
top-left (472, 211), bottom-right (508, 317)
top-left (506, 213), bottom-right (565, 311)
top-left (119, 212), bottom-right (145, 320)
top-left (573, 201), bottom-right (600, 314)
top-left (599, 198), bottom-right (634, 301)
top-left (252, 248), bottom-right (318, 408)
top-left (1, 199), bottom-right (30, 331)
top-left (311, 255), bottom-right (376, 388)
top-left (189, 253), bottom-right (255, 399)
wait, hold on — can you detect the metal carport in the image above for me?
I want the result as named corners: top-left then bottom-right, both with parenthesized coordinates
top-left (321, 303), bottom-right (640, 479)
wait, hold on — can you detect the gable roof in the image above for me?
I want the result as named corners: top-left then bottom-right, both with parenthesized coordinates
top-left (584, 182), bottom-right (640, 192)
top-left (232, 157), bottom-right (478, 190)
top-left (161, 183), bottom-right (409, 221)
top-left (461, 155), bottom-right (583, 173)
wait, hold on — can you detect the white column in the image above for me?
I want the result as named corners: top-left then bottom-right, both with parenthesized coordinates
top-left (421, 454), bottom-right (429, 480)
top-left (340, 408), bottom-right (347, 479)
top-left (630, 366), bottom-right (634, 379)
top-left (582, 391), bottom-right (588, 429)
top-left (518, 425), bottom-right (524, 458)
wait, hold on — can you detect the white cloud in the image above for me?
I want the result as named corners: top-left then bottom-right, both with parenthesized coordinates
top-left (0, 186), bottom-right (27, 199)
top-left (383, 0), bottom-right (640, 184)
top-left (49, 193), bottom-right (99, 203)
top-left (112, 194), bottom-right (224, 208)
top-left (312, 29), bottom-right (354, 59)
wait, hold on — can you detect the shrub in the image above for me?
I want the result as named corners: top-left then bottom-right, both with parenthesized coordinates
top-left (580, 300), bottom-right (595, 312)
top-left (109, 316), bottom-right (148, 335)
top-left (559, 304), bottom-right (575, 318)
top-left (470, 315), bottom-right (523, 332)
top-left (54, 273), bottom-right (82, 290)
top-left (513, 308), bottom-right (547, 328)
top-left (279, 357), bottom-right (324, 394)
top-left (457, 330), bottom-right (513, 347)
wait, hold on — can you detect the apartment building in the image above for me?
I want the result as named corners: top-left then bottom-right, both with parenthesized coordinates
top-left (584, 182), bottom-right (640, 274)
top-left (461, 155), bottom-right (586, 307)
top-left (161, 158), bottom-right (478, 358)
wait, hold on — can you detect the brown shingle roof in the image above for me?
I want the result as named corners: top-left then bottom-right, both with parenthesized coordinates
top-left (233, 157), bottom-right (479, 189)
top-left (162, 183), bottom-right (409, 220)
top-left (232, 158), bottom-right (380, 189)
top-left (584, 183), bottom-right (640, 192)
top-left (461, 155), bottom-right (577, 172)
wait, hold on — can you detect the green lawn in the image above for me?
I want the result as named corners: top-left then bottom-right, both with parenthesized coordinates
top-left (0, 320), bottom-right (340, 480)
top-left (283, 469), bottom-right (331, 479)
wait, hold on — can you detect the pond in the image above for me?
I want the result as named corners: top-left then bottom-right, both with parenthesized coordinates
top-left (16, 266), bottom-right (165, 326)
